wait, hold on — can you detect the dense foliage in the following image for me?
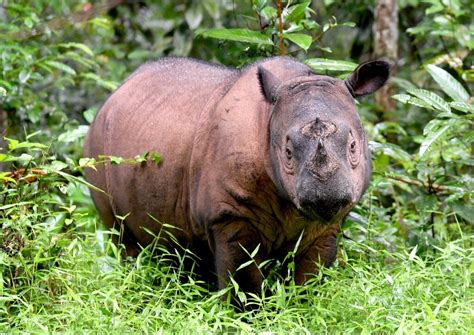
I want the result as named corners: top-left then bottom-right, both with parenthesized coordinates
top-left (0, 0), bottom-right (472, 332)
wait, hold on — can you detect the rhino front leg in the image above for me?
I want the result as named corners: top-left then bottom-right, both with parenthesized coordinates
top-left (210, 220), bottom-right (265, 294)
top-left (294, 225), bottom-right (339, 284)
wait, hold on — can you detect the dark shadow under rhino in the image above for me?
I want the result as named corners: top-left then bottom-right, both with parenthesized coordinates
top-left (84, 56), bottom-right (389, 294)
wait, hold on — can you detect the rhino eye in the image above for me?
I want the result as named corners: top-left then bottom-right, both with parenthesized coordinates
top-left (348, 131), bottom-right (360, 168)
top-left (350, 140), bottom-right (356, 153)
top-left (283, 136), bottom-right (295, 173)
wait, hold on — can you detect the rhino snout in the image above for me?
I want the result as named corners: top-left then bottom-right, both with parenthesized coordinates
top-left (296, 172), bottom-right (355, 223)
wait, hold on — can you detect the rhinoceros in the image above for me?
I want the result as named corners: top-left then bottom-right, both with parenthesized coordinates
top-left (84, 56), bottom-right (389, 293)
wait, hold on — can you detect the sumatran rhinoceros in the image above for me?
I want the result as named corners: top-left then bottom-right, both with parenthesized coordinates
top-left (84, 57), bottom-right (389, 293)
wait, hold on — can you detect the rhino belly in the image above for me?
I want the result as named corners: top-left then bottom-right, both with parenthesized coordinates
top-left (103, 79), bottom-right (210, 246)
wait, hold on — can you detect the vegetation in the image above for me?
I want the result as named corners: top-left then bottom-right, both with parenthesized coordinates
top-left (0, 0), bottom-right (472, 333)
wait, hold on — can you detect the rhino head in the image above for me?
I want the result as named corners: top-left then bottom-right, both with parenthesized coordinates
top-left (258, 60), bottom-right (390, 222)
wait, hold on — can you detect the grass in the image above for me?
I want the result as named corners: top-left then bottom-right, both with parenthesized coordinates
top-left (1, 222), bottom-right (472, 334)
top-left (0, 148), bottom-right (472, 333)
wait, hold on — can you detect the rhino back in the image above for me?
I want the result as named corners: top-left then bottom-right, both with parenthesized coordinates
top-left (87, 58), bottom-right (237, 245)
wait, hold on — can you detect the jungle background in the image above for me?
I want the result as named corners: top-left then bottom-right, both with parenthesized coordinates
top-left (0, 0), bottom-right (472, 333)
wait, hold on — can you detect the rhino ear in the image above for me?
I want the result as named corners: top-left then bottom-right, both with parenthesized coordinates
top-left (258, 66), bottom-right (282, 103)
top-left (345, 60), bottom-right (390, 97)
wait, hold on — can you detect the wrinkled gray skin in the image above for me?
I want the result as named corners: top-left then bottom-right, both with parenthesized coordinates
top-left (84, 57), bottom-right (389, 293)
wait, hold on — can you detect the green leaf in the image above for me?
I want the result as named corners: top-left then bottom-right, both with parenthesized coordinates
top-left (89, 17), bottom-right (113, 32)
top-left (451, 203), bottom-right (474, 224)
top-left (236, 260), bottom-right (254, 272)
top-left (450, 101), bottom-right (474, 113)
top-left (83, 108), bottom-right (97, 124)
top-left (284, 33), bottom-right (312, 51)
top-left (409, 245), bottom-right (418, 261)
top-left (83, 73), bottom-right (118, 91)
top-left (254, 0), bottom-right (267, 11)
top-left (305, 58), bottom-right (357, 72)
top-left (202, 0), bottom-right (220, 20)
top-left (391, 77), bottom-right (417, 90)
top-left (134, 152), bottom-right (148, 163)
top-left (433, 296), bottom-right (450, 316)
top-left (108, 155), bottom-right (124, 165)
top-left (419, 120), bottom-right (454, 157)
top-left (63, 51), bottom-right (97, 69)
top-left (283, 1), bottom-right (310, 23)
top-left (426, 64), bottom-right (469, 102)
top-left (150, 152), bottom-right (162, 165)
top-left (58, 42), bottom-right (94, 56)
top-left (196, 28), bottom-right (273, 45)
top-left (249, 244), bottom-right (260, 258)
top-left (18, 153), bottom-right (33, 165)
top-left (50, 160), bottom-right (68, 171)
top-left (19, 69), bottom-right (32, 83)
top-left (407, 88), bottom-right (451, 113)
top-left (58, 126), bottom-right (89, 143)
top-left (127, 50), bottom-right (151, 60)
top-left (341, 22), bottom-right (356, 27)
top-left (0, 80), bottom-right (12, 90)
top-left (6, 138), bottom-right (48, 151)
top-left (185, 4), bottom-right (203, 30)
top-left (391, 94), bottom-right (412, 104)
top-left (370, 141), bottom-right (413, 168)
top-left (45, 60), bottom-right (76, 76)
top-left (260, 6), bottom-right (277, 20)
top-left (392, 94), bottom-right (434, 110)
top-left (78, 157), bottom-right (97, 170)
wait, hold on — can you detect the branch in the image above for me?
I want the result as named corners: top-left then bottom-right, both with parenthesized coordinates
top-left (386, 175), bottom-right (453, 193)
top-left (276, 0), bottom-right (285, 55)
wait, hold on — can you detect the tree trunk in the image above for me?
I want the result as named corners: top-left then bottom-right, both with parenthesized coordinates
top-left (373, 0), bottom-right (398, 112)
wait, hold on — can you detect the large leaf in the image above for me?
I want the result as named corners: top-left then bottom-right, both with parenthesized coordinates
top-left (369, 141), bottom-right (413, 169)
top-left (305, 58), bottom-right (357, 72)
top-left (451, 203), bottom-right (474, 224)
top-left (419, 119), bottom-right (456, 157)
top-left (284, 33), bottom-right (312, 51)
top-left (83, 73), bottom-right (118, 91)
top-left (45, 60), bottom-right (76, 76)
top-left (57, 42), bottom-right (94, 56)
top-left (283, 1), bottom-right (310, 23)
top-left (6, 137), bottom-right (48, 151)
top-left (185, 4), bottom-right (203, 30)
top-left (407, 88), bottom-right (451, 113)
top-left (426, 64), bottom-right (469, 102)
top-left (196, 28), bottom-right (273, 45)
top-left (392, 94), bottom-right (434, 110)
top-left (450, 101), bottom-right (474, 113)
top-left (58, 125), bottom-right (89, 143)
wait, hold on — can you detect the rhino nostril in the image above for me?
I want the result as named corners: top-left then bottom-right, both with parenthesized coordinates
top-left (316, 139), bottom-right (327, 158)
top-left (314, 139), bottom-right (330, 168)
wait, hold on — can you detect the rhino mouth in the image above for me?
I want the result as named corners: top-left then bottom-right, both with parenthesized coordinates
top-left (298, 197), bottom-right (354, 224)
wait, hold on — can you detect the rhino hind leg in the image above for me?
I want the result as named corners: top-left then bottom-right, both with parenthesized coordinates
top-left (84, 110), bottom-right (141, 257)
